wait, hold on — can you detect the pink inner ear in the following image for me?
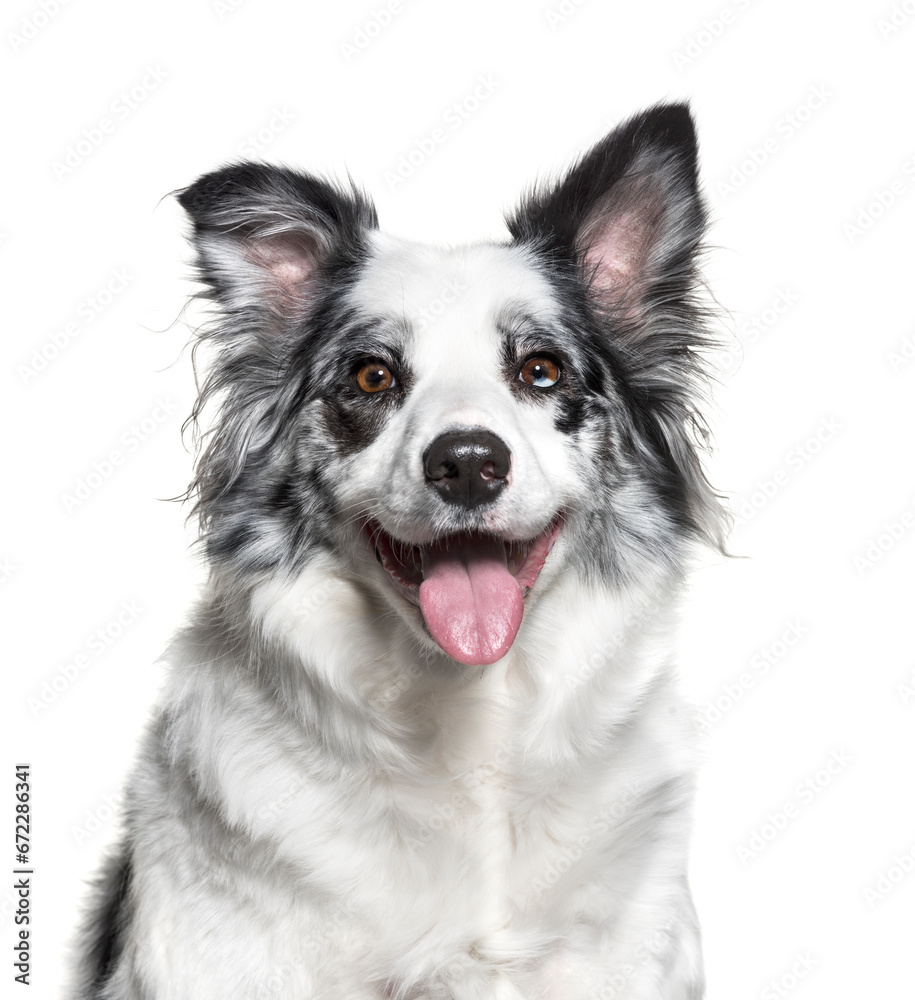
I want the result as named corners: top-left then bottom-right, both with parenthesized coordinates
top-left (247, 231), bottom-right (320, 316)
top-left (578, 179), bottom-right (666, 312)
top-left (266, 254), bottom-right (312, 294)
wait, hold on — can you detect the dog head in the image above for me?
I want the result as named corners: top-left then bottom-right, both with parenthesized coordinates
top-left (179, 103), bottom-right (725, 666)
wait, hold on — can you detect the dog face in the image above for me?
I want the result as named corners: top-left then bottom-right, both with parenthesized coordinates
top-left (318, 239), bottom-right (580, 664)
top-left (179, 104), bottom-right (726, 666)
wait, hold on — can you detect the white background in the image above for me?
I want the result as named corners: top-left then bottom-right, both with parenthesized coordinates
top-left (4, 1), bottom-right (915, 997)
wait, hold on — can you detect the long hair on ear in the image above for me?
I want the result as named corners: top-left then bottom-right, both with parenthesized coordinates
top-left (508, 103), bottom-right (729, 554)
top-left (177, 164), bottom-right (378, 547)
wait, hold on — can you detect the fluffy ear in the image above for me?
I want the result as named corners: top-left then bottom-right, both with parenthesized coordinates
top-left (510, 105), bottom-right (727, 553)
top-left (507, 102), bottom-right (705, 330)
top-left (178, 163), bottom-right (378, 332)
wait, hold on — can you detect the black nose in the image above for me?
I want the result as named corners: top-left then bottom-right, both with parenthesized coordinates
top-left (423, 429), bottom-right (511, 509)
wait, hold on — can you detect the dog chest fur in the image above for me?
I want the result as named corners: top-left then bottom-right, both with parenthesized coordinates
top-left (125, 565), bottom-right (698, 997)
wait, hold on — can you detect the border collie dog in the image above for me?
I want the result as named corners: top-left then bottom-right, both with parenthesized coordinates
top-left (76, 103), bottom-right (726, 1000)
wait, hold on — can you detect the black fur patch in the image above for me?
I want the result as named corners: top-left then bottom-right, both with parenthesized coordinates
top-left (76, 848), bottom-right (133, 998)
top-left (296, 318), bottom-right (414, 458)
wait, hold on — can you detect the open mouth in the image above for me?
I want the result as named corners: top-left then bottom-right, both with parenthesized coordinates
top-left (366, 517), bottom-right (562, 666)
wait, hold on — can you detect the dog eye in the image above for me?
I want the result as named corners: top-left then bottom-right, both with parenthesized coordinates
top-left (355, 361), bottom-right (396, 393)
top-left (518, 356), bottom-right (561, 388)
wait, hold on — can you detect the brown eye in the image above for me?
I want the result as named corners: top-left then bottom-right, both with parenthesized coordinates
top-left (356, 362), bottom-right (396, 393)
top-left (518, 356), bottom-right (560, 388)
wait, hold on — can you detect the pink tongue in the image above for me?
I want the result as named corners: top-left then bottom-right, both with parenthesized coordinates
top-left (419, 536), bottom-right (524, 665)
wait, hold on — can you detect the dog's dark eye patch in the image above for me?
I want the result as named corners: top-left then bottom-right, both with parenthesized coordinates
top-left (288, 304), bottom-right (409, 389)
top-left (319, 390), bottom-right (403, 456)
top-left (311, 335), bottom-right (412, 456)
top-left (498, 313), bottom-right (578, 406)
top-left (333, 340), bottom-right (410, 393)
top-left (496, 305), bottom-right (625, 438)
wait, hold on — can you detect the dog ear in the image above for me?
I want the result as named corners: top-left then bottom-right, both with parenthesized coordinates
top-left (178, 163), bottom-right (378, 332)
top-left (507, 103), bottom-right (705, 331)
top-left (510, 105), bottom-right (727, 554)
